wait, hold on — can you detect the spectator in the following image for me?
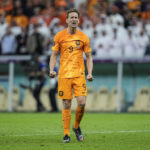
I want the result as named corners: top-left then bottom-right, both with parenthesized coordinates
top-left (141, 0), bottom-right (148, 12)
top-left (12, 0), bottom-right (22, 16)
top-left (142, 3), bottom-right (150, 21)
top-left (145, 21), bottom-right (150, 37)
top-left (145, 36), bottom-right (150, 55)
top-left (108, 4), bottom-right (124, 26)
top-left (136, 28), bottom-right (149, 57)
top-left (82, 19), bottom-right (93, 40)
top-left (123, 28), bottom-right (139, 58)
top-left (0, 10), bottom-right (8, 41)
top-left (37, 19), bottom-right (50, 39)
top-left (122, 6), bottom-right (133, 28)
top-left (66, 0), bottom-right (74, 9)
top-left (95, 14), bottom-right (112, 37)
top-left (23, 0), bottom-right (34, 18)
top-left (42, 6), bottom-right (55, 27)
top-left (55, 6), bottom-right (67, 26)
top-left (0, 0), bottom-right (13, 13)
top-left (37, 19), bottom-right (51, 54)
top-left (114, 0), bottom-right (125, 12)
top-left (10, 20), bottom-right (22, 36)
top-left (128, 17), bottom-right (142, 37)
top-left (32, 0), bottom-right (45, 11)
top-left (16, 26), bottom-right (29, 54)
top-left (27, 24), bottom-right (44, 54)
top-left (30, 7), bottom-right (42, 26)
top-left (115, 20), bottom-right (128, 40)
top-left (108, 27), bottom-right (123, 58)
top-left (13, 8), bottom-right (29, 27)
top-left (90, 4), bottom-right (101, 27)
top-left (55, 0), bottom-right (67, 8)
top-left (127, 0), bottom-right (141, 11)
top-left (90, 30), bottom-right (98, 55)
top-left (49, 18), bottom-right (64, 35)
top-left (28, 55), bottom-right (47, 112)
top-left (94, 30), bottom-right (111, 58)
top-left (1, 26), bottom-right (17, 54)
top-left (88, 0), bottom-right (99, 16)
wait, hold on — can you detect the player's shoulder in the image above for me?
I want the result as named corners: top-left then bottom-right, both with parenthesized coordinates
top-left (55, 28), bottom-right (67, 38)
top-left (78, 29), bottom-right (89, 39)
top-left (78, 29), bottom-right (88, 38)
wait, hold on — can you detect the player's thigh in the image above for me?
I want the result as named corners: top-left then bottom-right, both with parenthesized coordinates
top-left (73, 77), bottom-right (87, 97)
top-left (58, 78), bottom-right (72, 99)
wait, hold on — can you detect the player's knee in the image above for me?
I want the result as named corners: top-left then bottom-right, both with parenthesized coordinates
top-left (77, 100), bottom-right (86, 108)
top-left (77, 96), bottom-right (86, 108)
top-left (63, 99), bottom-right (71, 109)
top-left (78, 103), bottom-right (85, 108)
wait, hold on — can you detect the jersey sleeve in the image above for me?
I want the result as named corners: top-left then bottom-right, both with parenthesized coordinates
top-left (84, 36), bottom-right (92, 53)
top-left (52, 33), bottom-right (60, 52)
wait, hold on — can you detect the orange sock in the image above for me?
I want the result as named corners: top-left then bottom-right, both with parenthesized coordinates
top-left (74, 106), bottom-right (85, 129)
top-left (62, 109), bottom-right (71, 136)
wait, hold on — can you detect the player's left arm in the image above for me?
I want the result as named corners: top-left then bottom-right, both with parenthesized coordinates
top-left (85, 52), bottom-right (93, 81)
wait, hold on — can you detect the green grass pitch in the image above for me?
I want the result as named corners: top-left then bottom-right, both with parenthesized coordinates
top-left (0, 113), bottom-right (150, 150)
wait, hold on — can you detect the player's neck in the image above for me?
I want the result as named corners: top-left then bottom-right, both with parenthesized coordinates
top-left (67, 27), bottom-right (78, 35)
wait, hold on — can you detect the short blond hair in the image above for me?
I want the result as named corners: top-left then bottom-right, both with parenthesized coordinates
top-left (66, 8), bottom-right (80, 18)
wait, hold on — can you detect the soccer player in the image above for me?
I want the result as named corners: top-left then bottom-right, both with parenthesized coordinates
top-left (49, 8), bottom-right (93, 143)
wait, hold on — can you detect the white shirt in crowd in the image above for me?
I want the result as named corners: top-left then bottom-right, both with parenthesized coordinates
top-left (108, 28), bottom-right (124, 58)
top-left (1, 34), bottom-right (17, 54)
top-left (94, 30), bottom-right (111, 58)
top-left (82, 19), bottom-right (94, 40)
top-left (0, 21), bottom-right (8, 41)
top-left (123, 29), bottom-right (139, 58)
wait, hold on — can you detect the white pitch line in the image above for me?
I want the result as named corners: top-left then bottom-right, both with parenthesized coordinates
top-left (85, 130), bottom-right (150, 134)
top-left (0, 130), bottom-right (150, 138)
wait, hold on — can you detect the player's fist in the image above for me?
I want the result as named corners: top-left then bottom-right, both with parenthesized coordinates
top-left (49, 71), bottom-right (57, 78)
top-left (87, 74), bottom-right (93, 81)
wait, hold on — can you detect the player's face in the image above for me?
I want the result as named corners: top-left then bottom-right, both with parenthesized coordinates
top-left (66, 12), bottom-right (79, 28)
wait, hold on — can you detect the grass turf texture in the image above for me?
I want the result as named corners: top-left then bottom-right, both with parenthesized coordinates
top-left (0, 113), bottom-right (150, 150)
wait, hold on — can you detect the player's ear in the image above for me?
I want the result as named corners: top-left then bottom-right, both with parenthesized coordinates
top-left (78, 18), bottom-right (80, 24)
top-left (66, 18), bottom-right (68, 24)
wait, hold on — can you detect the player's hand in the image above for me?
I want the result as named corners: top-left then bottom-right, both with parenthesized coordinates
top-left (87, 74), bottom-right (93, 81)
top-left (49, 71), bottom-right (57, 78)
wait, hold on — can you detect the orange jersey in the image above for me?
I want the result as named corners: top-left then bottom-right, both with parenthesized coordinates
top-left (52, 28), bottom-right (91, 78)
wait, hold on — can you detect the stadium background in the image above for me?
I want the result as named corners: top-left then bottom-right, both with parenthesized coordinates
top-left (0, 0), bottom-right (150, 113)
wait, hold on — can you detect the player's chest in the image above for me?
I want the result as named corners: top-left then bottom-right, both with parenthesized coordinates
top-left (60, 40), bottom-right (84, 53)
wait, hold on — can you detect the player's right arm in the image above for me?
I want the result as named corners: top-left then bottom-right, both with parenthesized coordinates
top-left (49, 33), bottom-right (60, 78)
top-left (49, 51), bottom-right (58, 78)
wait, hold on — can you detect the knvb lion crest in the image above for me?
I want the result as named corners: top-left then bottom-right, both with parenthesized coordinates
top-left (75, 40), bottom-right (80, 46)
top-left (59, 91), bottom-right (64, 96)
top-left (75, 40), bottom-right (80, 48)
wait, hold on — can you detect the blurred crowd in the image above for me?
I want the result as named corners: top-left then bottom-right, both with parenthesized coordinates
top-left (0, 0), bottom-right (150, 58)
